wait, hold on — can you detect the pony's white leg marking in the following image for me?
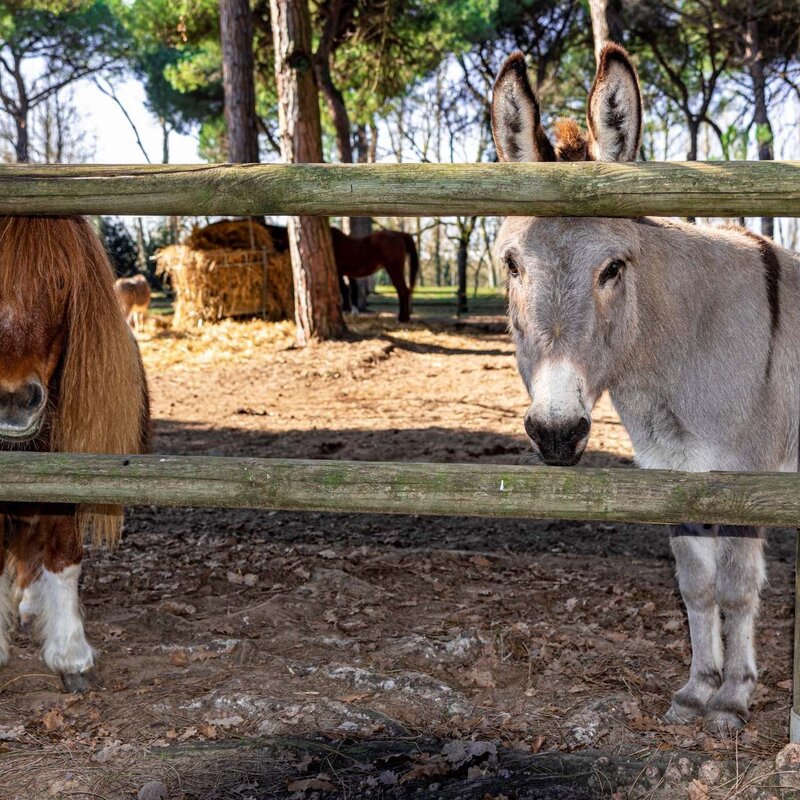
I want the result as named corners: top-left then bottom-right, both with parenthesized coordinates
top-left (706, 531), bottom-right (765, 734)
top-left (29, 564), bottom-right (94, 678)
top-left (18, 585), bottom-right (36, 628)
top-left (667, 529), bottom-right (723, 723)
top-left (0, 565), bottom-right (12, 666)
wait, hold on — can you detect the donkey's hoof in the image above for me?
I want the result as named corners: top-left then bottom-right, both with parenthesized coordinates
top-left (704, 709), bottom-right (747, 736)
top-left (60, 670), bottom-right (92, 694)
top-left (665, 692), bottom-right (705, 725)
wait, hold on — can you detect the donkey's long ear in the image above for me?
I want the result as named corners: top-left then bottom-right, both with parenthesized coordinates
top-left (587, 43), bottom-right (643, 162)
top-left (492, 52), bottom-right (555, 163)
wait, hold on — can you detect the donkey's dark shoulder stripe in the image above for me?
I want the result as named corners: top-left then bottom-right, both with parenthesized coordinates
top-left (731, 226), bottom-right (781, 378)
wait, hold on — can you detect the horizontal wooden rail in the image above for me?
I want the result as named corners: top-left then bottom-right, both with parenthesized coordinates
top-left (1, 453), bottom-right (799, 527)
top-left (2, 161), bottom-right (800, 217)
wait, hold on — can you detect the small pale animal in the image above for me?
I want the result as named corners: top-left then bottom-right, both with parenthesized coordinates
top-left (491, 43), bottom-right (800, 735)
top-left (115, 273), bottom-right (151, 332)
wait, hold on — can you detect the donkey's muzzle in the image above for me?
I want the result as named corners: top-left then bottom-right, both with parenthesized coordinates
top-left (0, 379), bottom-right (46, 441)
top-left (524, 414), bottom-right (590, 467)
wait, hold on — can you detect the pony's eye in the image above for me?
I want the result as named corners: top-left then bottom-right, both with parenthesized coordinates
top-left (505, 254), bottom-right (520, 277)
top-left (599, 259), bottom-right (625, 287)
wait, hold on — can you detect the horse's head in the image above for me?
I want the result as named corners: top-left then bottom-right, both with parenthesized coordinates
top-left (491, 44), bottom-right (644, 466)
top-left (0, 244), bottom-right (68, 444)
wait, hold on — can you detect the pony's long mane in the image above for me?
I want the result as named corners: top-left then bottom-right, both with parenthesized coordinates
top-left (0, 216), bottom-right (149, 546)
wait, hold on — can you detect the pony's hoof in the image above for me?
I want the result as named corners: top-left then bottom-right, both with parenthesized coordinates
top-left (60, 670), bottom-right (92, 694)
top-left (704, 709), bottom-right (747, 736)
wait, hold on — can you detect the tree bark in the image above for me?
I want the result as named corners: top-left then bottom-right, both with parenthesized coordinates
top-left (219, 0), bottom-right (260, 163)
top-left (349, 123), bottom-right (372, 311)
top-left (588, 0), bottom-right (623, 62)
top-left (313, 55), bottom-right (353, 164)
top-left (745, 6), bottom-right (774, 238)
top-left (14, 111), bottom-right (29, 163)
top-left (270, 0), bottom-right (345, 344)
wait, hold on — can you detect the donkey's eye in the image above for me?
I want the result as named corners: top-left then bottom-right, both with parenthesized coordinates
top-left (505, 254), bottom-right (520, 277)
top-left (599, 259), bottom-right (625, 287)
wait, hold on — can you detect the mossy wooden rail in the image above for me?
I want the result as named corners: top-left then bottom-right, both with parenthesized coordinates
top-left (2, 161), bottom-right (800, 217)
top-left (1, 452), bottom-right (800, 527)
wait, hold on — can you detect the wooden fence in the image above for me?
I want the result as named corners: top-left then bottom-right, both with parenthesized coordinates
top-left (3, 160), bottom-right (800, 742)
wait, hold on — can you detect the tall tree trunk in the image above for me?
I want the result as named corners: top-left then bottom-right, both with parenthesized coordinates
top-left (14, 112), bottom-right (29, 163)
top-left (270, 0), bottom-right (345, 344)
top-left (219, 0), bottom-right (259, 163)
top-left (349, 123), bottom-right (372, 311)
top-left (745, 8), bottom-right (774, 238)
top-left (161, 119), bottom-right (170, 165)
top-left (588, 0), bottom-right (623, 62)
top-left (456, 228), bottom-right (469, 315)
top-left (313, 55), bottom-right (353, 164)
top-left (350, 124), bottom-right (372, 237)
top-left (135, 218), bottom-right (148, 273)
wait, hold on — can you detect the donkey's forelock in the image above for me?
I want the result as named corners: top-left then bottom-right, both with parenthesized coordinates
top-left (491, 43), bottom-right (642, 165)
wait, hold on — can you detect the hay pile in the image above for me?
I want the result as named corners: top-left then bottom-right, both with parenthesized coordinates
top-left (156, 220), bottom-right (294, 328)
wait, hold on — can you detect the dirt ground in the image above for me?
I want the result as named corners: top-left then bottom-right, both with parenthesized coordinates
top-left (1, 312), bottom-right (799, 799)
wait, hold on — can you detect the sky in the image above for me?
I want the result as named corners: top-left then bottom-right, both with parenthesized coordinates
top-left (79, 77), bottom-right (200, 165)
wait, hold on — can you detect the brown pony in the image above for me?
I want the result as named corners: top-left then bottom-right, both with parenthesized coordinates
top-left (0, 216), bottom-right (150, 692)
top-left (115, 273), bottom-right (152, 333)
top-left (331, 227), bottom-right (419, 322)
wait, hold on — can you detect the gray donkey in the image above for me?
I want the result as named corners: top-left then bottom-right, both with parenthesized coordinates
top-left (491, 43), bottom-right (800, 734)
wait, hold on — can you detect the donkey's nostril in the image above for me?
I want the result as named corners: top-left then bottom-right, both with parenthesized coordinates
top-left (524, 413), bottom-right (541, 444)
top-left (569, 417), bottom-right (591, 443)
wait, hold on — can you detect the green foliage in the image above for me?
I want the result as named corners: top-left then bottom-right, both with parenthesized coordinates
top-left (113, 0), bottom-right (223, 143)
top-left (99, 217), bottom-right (140, 278)
top-left (0, 1), bottom-right (129, 64)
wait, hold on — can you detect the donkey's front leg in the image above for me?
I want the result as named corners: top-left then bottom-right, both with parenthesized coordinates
top-left (666, 527), bottom-right (723, 723)
top-left (705, 530), bottom-right (765, 734)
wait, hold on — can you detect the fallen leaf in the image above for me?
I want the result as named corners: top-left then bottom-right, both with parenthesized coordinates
top-left (286, 775), bottom-right (336, 792)
top-left (42, 708), bottom-right (65, 732)
top-left (336, 692), bottom-right (371, 703)
top-left (400, 755), bottom-right (450, 783)
top-left (530, 734), bottom-right (545, 753)
top-left (226, 571), bottom-right (258, 587)
top-left (687, 779), bottom-right (710, 800)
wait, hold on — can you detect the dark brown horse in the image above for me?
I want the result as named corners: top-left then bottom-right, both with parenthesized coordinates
top-left (261, 223), bottom-right (419, 322)
top-left (330, 227), bottom-right (419, 322)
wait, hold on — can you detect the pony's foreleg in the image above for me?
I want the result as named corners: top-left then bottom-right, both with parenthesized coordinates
top-left (666, 527), bottom-right (723, 723)
top-left (705, 529), bottom-right (765, 734)
top-left (26, 517), bottom-right (94, 692)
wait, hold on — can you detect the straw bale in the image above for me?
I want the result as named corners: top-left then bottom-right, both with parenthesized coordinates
top-left (156, 220), bottom-right (294, 328)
